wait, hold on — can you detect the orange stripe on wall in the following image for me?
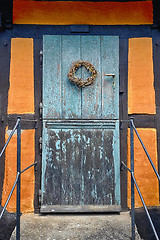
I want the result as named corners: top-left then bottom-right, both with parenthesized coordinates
top-left (128, 38), bottom-right (156, 114)
top-left (8, 38), bottom-right (34, 114)
top-left (13, 1), bottom-right (153, 25)
top-left (127, 128), bottom-right (159, 208)
top-left (2, 129), bottom-right (35, 212)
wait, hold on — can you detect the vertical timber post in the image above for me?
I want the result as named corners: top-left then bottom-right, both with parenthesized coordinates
top-left (130, 118), bottom-right (135, 240)
top-left (16, 117), bottom-right (21, 240)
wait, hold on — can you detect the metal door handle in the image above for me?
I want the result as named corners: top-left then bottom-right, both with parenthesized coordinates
top-left (105, 74), bottom-right (115, 77)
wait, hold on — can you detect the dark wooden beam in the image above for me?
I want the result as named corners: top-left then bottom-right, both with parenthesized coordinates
top-left (8, 114), bottom-right (37, 130)
top-left (0, 0), bottom-right (13, 30)
top-left (128, 114), bottom-right (156, 128)
top-left (34, 39), bottom-right (43, 213)
top-left (0, 39), bottom-right (11, 204)
top-left (153, 39), bottom-right (160, 203)
top-left (153, 0), bottom-right (160, 23)
top-left (119, 39), bottom-right (128, 211)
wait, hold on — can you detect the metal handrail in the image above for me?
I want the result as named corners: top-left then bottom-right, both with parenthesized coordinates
top-left (122, 162), bottom-right (159, 240)
top-left (131, 172), bottom-right (159, 240)
top-left (131, 120), bottom-right (160, 182)
top-left (0, 117), bottom-right (37, 240)
top-left (0, 118), bottom-right (20, 158)
top-left (121, 118), bottom-right (160, 240)
top-left (0, 172), bottom-right (20, 219)
top-left (0, 162), bottom-right (37, 220)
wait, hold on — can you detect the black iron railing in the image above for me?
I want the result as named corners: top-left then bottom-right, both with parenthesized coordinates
top-left (0, 117), bottom-right (37, 240)
top-left (121, 118), bottom-right (160, 240)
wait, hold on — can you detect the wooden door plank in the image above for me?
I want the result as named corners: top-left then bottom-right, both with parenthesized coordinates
top-left (82, 129), bottom-right (115, 205)
top-left (82, 129), bottom-right (103, 204)
top-left (60, 129), bottom-right (81, 205)
top-left (61, 36), bottom-right (82, 119)
top-left (81, 36), bottom-right (101, 119)
top-left (43, 35), bottom-right (62, 119)
top-left (42, 127), bottom-right (82, 205)
top-left (41, 126), bottom-right (62, 205)
top-left (101, 36), bottom-right (119, 119)
top-left (113, 120), bottom-right (121, 205)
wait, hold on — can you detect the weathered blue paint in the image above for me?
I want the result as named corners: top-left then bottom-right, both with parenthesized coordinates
top-left (43, 35), bottom-right (62, 119)
top-left (81, 36), bottom-right (101, 119)
top-left (42, 35), bottom-right (120, 211)
top-left (113, 120), bottom-right (120, 205)
top-left (61, 36), bottom-right (82, 118)
top-left (41, 120), bottom-right (120, 206)
top-left (101, 36), bottom-right (119, 119)
top-left (43, 35), bottom-right (119, 120)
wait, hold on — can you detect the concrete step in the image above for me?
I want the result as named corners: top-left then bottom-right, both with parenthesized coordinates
top-left (11, 212), bottom-right (141, 240)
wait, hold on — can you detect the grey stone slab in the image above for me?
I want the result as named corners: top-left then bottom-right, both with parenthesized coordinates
top-left (11, 212), bottom-right (141, 240)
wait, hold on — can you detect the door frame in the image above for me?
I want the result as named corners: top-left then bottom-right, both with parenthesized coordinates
top-left (33, 32), bottom-right (128, 213)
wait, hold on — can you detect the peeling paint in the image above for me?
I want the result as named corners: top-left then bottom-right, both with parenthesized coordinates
top-left (41, 35), bottom-right (120, 210)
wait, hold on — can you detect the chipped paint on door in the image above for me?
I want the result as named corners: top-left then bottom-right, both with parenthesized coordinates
top-left (41, 36), bottom-right (120, 212)
top-left (43, 36), bottom-right (119, 120)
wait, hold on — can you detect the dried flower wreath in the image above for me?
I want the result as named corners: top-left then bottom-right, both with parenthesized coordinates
top-left (68, 60), bottom-right (97, 88)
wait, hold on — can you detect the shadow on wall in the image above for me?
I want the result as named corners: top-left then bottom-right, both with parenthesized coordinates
top-left (135, 207), bottom-right (160, 240)
top-left (0, 205), bottom-right (16, 240)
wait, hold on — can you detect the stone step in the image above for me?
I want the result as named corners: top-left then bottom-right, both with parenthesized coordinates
top-left (10, 212), bottom-right (141, 240)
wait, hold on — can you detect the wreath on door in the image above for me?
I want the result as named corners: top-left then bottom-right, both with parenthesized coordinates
top-left (68, 60), bottom-right (97, 88)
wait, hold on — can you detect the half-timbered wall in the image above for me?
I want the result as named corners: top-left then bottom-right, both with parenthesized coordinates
top-left (0, 0), bottom-right (160, 213)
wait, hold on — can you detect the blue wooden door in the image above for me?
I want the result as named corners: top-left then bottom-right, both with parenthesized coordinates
top-left (41, 36), bottom-right (120, 212)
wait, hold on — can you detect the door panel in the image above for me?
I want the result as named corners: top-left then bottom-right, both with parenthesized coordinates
top-left (41, 120), bottom-right (120, 209)
top-left (43, 35), bottom-right (119, 120)
top-left (41, 35), bottom-right (120, 212)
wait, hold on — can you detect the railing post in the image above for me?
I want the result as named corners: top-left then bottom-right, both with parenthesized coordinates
top-left (130, 118), bottom-right (135, 240)
top-left (16, 117), bottom-right (21, 240)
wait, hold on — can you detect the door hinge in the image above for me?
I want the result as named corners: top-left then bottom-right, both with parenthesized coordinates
top-left (1, 116), bottom-right (4, 124)
top-left (40, 50), bottom-right (43, 69)
top-left (120, 120), bottom-right (123, 130)
top-left (39, 102), bottom-right (43, 119)
top-left (38, 189), bottom-right (42, 205)
top-left (39, 137), bottom-right (42, 156)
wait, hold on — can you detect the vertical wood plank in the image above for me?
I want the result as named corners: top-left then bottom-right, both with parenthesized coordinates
top-left (34, 38), bottom-right (43, 213)
top-left (82, 129), bottom-right (102, 204)
top-left (113, 120), bottom-right (120, 205)
top-left (43, 35), bottom-right (62, 119)
top-left (101, 36), bottom-right (119, 119)
top-left (119, 38), bottom-right (128, 209)
top-left (42, 127), bottom-right (82, 205)
top-left (82, 129), bottom-right (115, 205)
top-left (61, 36), bottom-right (82, 119)
top-left (61, 129), bottom-right (81, 205)
top-left (81, 36), bottom-right (101, 119)
top-left (103, 129), bottom-right (115, 205)
top-left (0, 39), bottom-right (10, 203)
top-left (41, 127), bottom-right (62, 205)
